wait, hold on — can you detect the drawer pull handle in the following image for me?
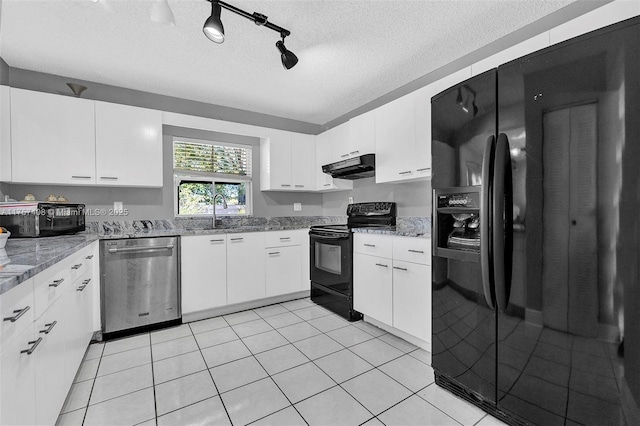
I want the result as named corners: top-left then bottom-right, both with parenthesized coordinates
top-left (21, 338), bottom-right (43, 355)
top-left (295, 185), bottom-right (304, 188)
top-left (323, 184), bottom-right (331, 187)
top-left (71, 264), bottom-right (83, 270)
top-left (40, 321), bottom-right (57, 334)
top-left (71, 176), bottom-right (92, 179)
top-left (340, 153), bottom-right (349, 158)
top-left (399, 171), bottom-right (412, 175)
top-left (349, 150), bottom-right (359, 155)
top-left (230, 238), bottom-right (244, 241)
top-left (281, 184), bottom-right (291, 187)
top-left (109, 245), bottom-right (174, 253)
top-left (280, 237), bottom-right (291, 240)
top-left (85, 255), bottom-right (94, 260)
top-left (210, 239), bottom-right (225, 243)
top-left (77, 285), bottom-right (87, 292)
top-left (417, 168), bottom-right (430, 172)
top-left (269, 251), bottom-right (280, 255)
top-left (364, 244), bottom-right (376, 248)
top-left (408, 250), bottom-right (424, 254)
top-left (82, 279), bottom-right (92, 285)
top-left (49, 278), bottom-right (65, 288)
top-left (375, 263), bottom-right (388, 268)
top-left (393, 266), bottom-right (408, 271)
top-left (3, 306), bottom-right (30, 322)
top-left (100, 176), bottom-right (119, 180)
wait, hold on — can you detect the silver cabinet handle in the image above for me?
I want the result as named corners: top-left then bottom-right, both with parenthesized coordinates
top-left (100, 176), bottom-right (119, 180)
top-left (85, 255), bottom-right (94, 259)
top-left (40, 321), bottom-right (57, 334)
top-left (364, 244), bottom-right (376, 247)
top-left (349, 150), bottom-right (359, 155)
top-left (340, 153), bottom-right (349, 158)
top-left (294, 185), bottom-right (304, 188)
top-left (268, 251), bottom-right (280, 255)
top-left (21, 338), bottom-right (43, 355)
top-left (82, 279), bottom-right (91, 285)
top-left (71, 176), bottom-right (92, 179)
top-left (210, 239), bottom-right (225, 243)
top-left (3, 306), bottom-right (30, 322)
top-left (109, 244), bottom-right (174, 253)
top-left (393, 266), bottom-right (408, 271)
top-left (399, 171), bottom-right (412, 175)
top-left (230, 237), bottom-right (243, 241)
top-left (280, 237), bottom-right (291, 241)
top-left (417, 168), bottom-right (430, 172)
top-left (49, 278), bottom-right (65, 288)
top-left (71, 264), bottom-right (83, 270)
top-left (77, 285), bottom-right (87, 292)
top-left (323, 184), bottom-right (331, 187)
top-left (280, 184), bottom-right (291, 187)
top-left (408, 249), bottom-right (424, 254)
top-left (375, 263), bottom-right (388, 268)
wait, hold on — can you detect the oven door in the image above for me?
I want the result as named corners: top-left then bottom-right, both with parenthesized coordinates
top-left (309, 231), bottom-right (352, 294)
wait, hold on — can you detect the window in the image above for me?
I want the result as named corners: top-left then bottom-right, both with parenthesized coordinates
top-left (173, 138), bottom-right (252, 216)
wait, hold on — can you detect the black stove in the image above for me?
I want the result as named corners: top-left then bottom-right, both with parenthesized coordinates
top-left (309, 202), bottom-right (396, 321)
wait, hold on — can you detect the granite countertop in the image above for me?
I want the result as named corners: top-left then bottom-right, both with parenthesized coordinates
top-left (351, 226), bottom-right (431, 238)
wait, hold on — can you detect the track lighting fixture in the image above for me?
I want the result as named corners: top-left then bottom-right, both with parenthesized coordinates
top-left (151, 0), bottom-right (176, 26)
top-left (202, 0), bottom-right (298, 69)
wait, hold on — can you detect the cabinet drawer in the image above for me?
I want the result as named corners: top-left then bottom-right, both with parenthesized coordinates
top-left (393, 237), bottom-right (431, 265)
top-left (33, 260), bottom-right (73, 320)
top-left (0, 278), bottom-right (35, 347)
top-left (353, 233), bottom-right (393, 258)
top-left (265, 230), bottom-right (303, 248)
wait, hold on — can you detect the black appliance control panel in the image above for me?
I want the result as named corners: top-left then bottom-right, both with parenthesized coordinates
top-left (437, 192), bottom-right (480, 209)
top-left (347, 202), bottom-right (396, 217)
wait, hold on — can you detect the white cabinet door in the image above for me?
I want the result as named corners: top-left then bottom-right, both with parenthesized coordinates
top-left (300, 230), bottom-right (310, 289)
top-left (315, 126), bottom-right (353, 192)
top-left (34, 297), bottom-right (68, 426)
top-left (0, 324), bottom-right (36, 426)
top-left (227, 232), bottom-right (266, 304)
top-left (0, 85), bottom-right (11, 182)
top-left (392, 260), bottom-right (431, 344)
top-left (265, 245), bottom-right (301, 297)
top-left (353, 253), bottom-right (392, 325)
top-left (181, 235), bottom-right (227, 314)
top-left (64, 274), bottom-right (93, 385)
top-left (10, 88), bottom-right (96, 185)
top-left (95, 102), bottom-right (163, 187)
top-left (260, 133), bottom-right (292, 191)
top-left (329, 121), bottom-right (350, 162)
top-left (291, 134), bottom-right (315, 190)
top-left (375, 93), bottom-right (416, 183)
top-left (346, 110), bottom-right (376, 157)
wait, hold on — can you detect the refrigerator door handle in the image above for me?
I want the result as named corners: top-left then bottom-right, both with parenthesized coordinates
top-left (493, 133), bottom-right (514, 311)
top-left (480, 135), bottom-right (496, 309)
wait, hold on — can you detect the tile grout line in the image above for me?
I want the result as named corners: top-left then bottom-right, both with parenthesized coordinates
top-left (146, 332), bottom-right (160, 426)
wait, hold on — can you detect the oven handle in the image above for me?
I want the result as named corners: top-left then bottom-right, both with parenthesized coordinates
top-left (309, 233), bottom-right (350, 240)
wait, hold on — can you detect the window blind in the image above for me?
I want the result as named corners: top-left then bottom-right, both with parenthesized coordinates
top-left (173, 140), bottom-right (252, 177)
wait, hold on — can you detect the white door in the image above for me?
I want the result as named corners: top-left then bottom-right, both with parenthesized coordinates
top-left (181, 235), bottom-right (228, 314)
top-left (353, 253), bottom-right (392, 325)
top-left (266, 245), bottom-right (301, 297)
top-left (392, 260), bottom-right (431, 343)
top-left (227, 233), bottom-right (266, 304)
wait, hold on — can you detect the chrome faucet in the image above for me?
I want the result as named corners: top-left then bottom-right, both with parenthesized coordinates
top-left (212, 193), bottom-right (228, 228)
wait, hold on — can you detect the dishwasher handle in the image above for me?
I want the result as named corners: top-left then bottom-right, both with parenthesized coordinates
top-left (108, 244), bottom-right (175, 254)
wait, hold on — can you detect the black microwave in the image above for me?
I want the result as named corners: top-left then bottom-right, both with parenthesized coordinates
top-left (0, 203), bottom-right (85, 237)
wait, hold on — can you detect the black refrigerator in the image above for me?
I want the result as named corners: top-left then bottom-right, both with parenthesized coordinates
top-left (431, 16), bottom-right (640, 426)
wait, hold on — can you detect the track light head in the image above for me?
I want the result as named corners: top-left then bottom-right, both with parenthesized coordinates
top-left (276, 39), bottom-right (298, 70)
top-left (203, 1), bottom-right (225, 43)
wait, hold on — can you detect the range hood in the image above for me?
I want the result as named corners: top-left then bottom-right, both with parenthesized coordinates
top-left (322, 154), bottom-right (375, 180)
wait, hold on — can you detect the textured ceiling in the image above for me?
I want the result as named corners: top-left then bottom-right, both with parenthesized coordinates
top-left (0, 0), bottom-right (577, 125)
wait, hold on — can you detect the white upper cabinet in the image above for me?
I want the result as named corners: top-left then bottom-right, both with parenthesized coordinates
top-left (291, 133), bottom-right (316, 190)
top-left (375, 92), bottom-right (417, 183)
top-left (343, 110), bottom-right (376, 158)
top-left (315, 124), bottom-right (353, 192)
top-left (261, 132), bottom-right (315, 191)
top-left (0, 86), bottom-right (11, 182)
top-left (549, 0), bottom-right (640, 45)
top-left (11, 88), bottom-right (96, 185)
top-left (95, 101), bottom-right (163, 187)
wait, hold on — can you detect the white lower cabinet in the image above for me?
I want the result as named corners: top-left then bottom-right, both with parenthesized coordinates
top-left (0, 323), bottom-right (37, 426)
top-left (227, 233), bottom-right (266, 304)
top-left (353, 234), bottom-right (431, 346)
top-left (181, 235), bottom-right (228, 315)
top-left (0, 243), bottom-right (97, 426)
top-left (354, 252), bottom-right (393, 325)
top-left (266, 246), bottom-right (302, 297)
top-left (392, 260), bottom-right (431, 343)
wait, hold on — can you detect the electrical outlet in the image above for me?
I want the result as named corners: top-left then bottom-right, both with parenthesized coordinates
top-left (114, 201), bottom-right (123, 212)
top-left (348, 197), bottom-right (354, 204)
top-left (294, 203), bottom-right (302, 211)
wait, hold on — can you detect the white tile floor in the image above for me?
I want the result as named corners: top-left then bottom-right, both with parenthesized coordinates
top-left (56, 298), bottom-right (508, 426)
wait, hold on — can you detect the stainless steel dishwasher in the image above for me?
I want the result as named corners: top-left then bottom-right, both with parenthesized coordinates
top-left (100, 236), bottom-right (181, 338)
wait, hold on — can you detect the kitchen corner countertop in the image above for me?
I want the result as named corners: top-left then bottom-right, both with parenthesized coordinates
top-left (0, 233), bottom-right (99, 296)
